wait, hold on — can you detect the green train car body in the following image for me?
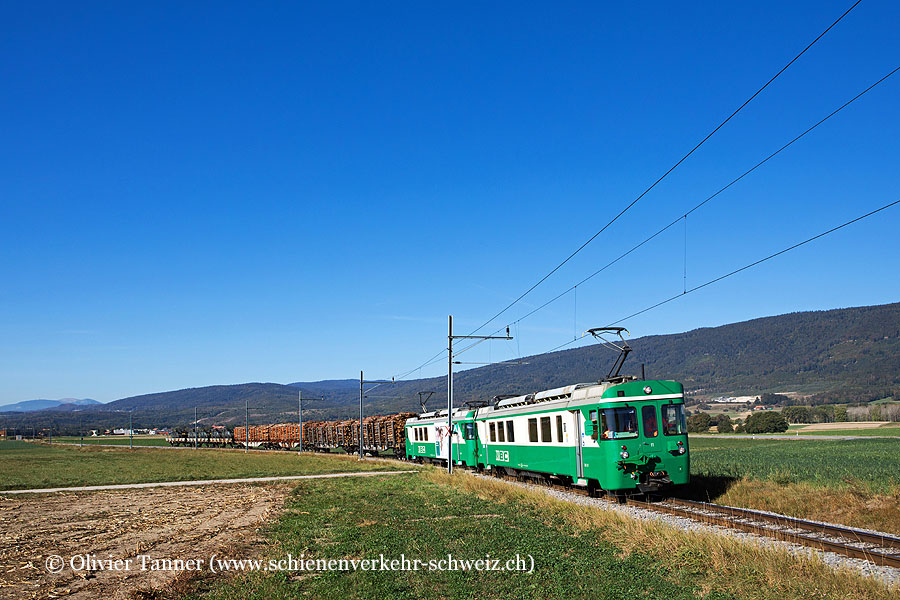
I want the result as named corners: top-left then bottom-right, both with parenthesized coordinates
top-left (405, 378), bottom-right (688, 493)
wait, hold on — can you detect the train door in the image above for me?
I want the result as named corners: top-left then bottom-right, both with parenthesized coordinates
top-left (578, 407), bottom-right (602, 481)
top-left (572, 410), bottom-right (584, 479)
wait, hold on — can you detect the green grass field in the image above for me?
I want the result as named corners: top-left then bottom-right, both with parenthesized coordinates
top-left (188, 473), bottom-right (730, 600)
top-left (689, 437), bottom-right (900, 492)
top-left (50, 435), bottom-right (171, 446)
top-left (0, 441), bottom-right (399, 490)
top-left (791, 427), bottom-right (900, 437)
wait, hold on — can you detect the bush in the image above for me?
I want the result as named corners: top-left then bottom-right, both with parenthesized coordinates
top-left (744, 411), bottom-right (789, 433)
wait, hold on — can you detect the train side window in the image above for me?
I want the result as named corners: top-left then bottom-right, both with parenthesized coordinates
top-left (414, 428), bottom-right (419, 441)
top-left (556, 415), bottom-right (563, 442)
top-left (424, 427), bottom-right (429, 441)
top-left (497, 422), bottom-right (505, 442)
top-left (540, 417), bottom-right (551, 443)
top-left (642, 406), bottom-right (659, 437)
top-left (489, 422), bottom-right (496, 442)
top-left (465, 422), bottom-right (475, 440)
top-left (506, 421), bottom-right (515, 442)
top-left (589, 410), bottom-right (599, 440)
top-left (528, 418), bottom-right (538, 442)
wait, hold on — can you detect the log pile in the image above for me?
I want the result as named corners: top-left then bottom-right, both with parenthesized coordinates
top-left (230, 413), bottom-right (416, 454)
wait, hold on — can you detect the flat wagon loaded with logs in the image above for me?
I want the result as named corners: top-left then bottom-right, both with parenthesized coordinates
top-left (231, 413), bottom-right (415, 457)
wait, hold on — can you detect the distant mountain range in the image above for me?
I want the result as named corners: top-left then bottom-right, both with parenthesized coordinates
top-left (1, 302), bottom-right (897, 434)
top-left (0, 398), bottom-right (101, 413)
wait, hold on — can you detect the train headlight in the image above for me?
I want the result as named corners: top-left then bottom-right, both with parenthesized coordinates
top-left (643, 386), bottom-right (652, 394)
top-left (677, 440), bottom-right (685, 455)
top-left (620, 445), bottom-right (629, 459)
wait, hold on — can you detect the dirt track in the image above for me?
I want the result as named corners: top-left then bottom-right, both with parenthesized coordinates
top-left (0, 482), bottom-right (294, 599)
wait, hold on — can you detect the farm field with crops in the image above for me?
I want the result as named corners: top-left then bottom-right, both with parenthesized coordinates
top-left (788, 426), bottom-right (900, 437)
top-left (688, 437), bottom-right (900, 491)
top-left (687, 437), bottom-right (900, 534)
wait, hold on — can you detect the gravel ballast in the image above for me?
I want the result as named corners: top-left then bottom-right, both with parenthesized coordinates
top-left (469, 472), bottom-right (900, 588)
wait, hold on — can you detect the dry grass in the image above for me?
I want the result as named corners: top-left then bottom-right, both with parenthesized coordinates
top-left (714, 478), bottom-right (900, 535)
top-left (425, 470), bottom-right (898, 600)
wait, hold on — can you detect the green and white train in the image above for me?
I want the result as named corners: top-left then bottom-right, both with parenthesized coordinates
top-left (404, 377), bottom-right (688, 494)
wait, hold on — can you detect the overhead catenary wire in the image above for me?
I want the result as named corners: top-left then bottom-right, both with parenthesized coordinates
top-left (396, 0), bottom-right (868, 379)
top-left (451, 63), bottom-right (899, 355)
top-left (391, 1), bottom-right (864, 381)
top-left (463, 0), bottom-right (862, 338)
top-left (539, 197), bottom-right (900, 357)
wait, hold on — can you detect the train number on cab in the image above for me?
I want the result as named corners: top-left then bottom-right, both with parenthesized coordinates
top-left (495, 450), bottom-right (510, 462)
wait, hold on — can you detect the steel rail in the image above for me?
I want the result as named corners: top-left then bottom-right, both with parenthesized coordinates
top-left (626, 498), bottom-right (900, 569)
top-left (665, 498), bottom-right (900, 552)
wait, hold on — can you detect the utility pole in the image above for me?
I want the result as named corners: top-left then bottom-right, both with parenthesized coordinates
top-left (245, 398), bottom-right (249, 453)
top-left (447, 315), bottom-right (512, 474)
top-left (194, 407), bottom-right (198, 450)
top-left (129, 412), bottom-right (133, 450)
top-left (359, 371), bottom-right (394, 460)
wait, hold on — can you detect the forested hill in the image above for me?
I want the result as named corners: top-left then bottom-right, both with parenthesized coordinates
top-left (627, 301), bottom-right (900, 402)
top-left (2, 302), bottom-right (898, 431)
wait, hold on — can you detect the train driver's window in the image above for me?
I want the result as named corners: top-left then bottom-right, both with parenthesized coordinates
top-left (600, 407), bottom-right (638, 440)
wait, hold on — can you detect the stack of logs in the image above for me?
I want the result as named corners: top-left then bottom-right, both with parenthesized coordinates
top-left (232, 412), bottom-right (416, 454)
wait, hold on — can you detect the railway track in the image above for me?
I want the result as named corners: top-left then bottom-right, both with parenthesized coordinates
top-left (628, 497), bottom-right (900, 569)
top-left (479, 469), bottom-right (900, 570)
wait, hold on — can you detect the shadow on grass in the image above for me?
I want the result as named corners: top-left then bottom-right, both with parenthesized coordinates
top-left (669, 474), bottom-right (740, 502)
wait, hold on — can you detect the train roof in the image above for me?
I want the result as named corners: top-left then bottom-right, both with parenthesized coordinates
top-left (404, 378), bottom-right (684, 424)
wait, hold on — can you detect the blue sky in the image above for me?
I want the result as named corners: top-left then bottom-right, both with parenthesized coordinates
top-left (1, 1), bottom-right (898, 403)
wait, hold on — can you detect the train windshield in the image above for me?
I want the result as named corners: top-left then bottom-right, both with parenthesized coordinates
top-left (662, 404), bottom-right (687, 435)
top-left (599, 407), bottom-right (638, 440)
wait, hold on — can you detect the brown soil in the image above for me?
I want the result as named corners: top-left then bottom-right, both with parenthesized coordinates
top-left (0, 483), bottom-right (293, 599)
